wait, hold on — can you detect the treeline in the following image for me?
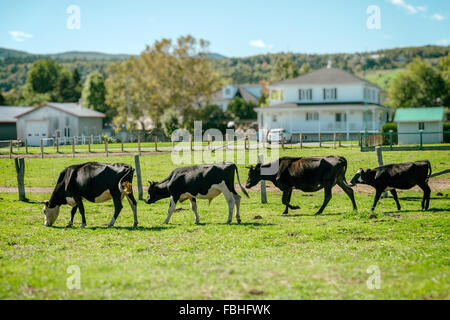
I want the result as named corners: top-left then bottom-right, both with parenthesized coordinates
top-left (1, 45), bottom-right (448, 92)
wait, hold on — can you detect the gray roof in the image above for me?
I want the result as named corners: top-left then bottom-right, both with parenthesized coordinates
top-left (272, 67), bottom-right (381, 89)
top-left (0, 106), bottom-right (34, 123)
top-left (212, 84), bottom-right (261, 104)
top-left (16, 102), bottom-right (105, 118)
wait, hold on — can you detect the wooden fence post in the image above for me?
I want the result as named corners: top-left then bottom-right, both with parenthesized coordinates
top-left (25, 139), bottom-right (28, 154)
top-left (40, 139), bottom-right (44, 158)
top-left (105, 138), bottom-right (109, 157)
top-left (339, 132), bottom-right (342, 147)
top-left (358, 132), bottom-right (361, 147)
top-left (56, 137), bottom-right (59, 153)
top-left (259, 154), bottom-right (267, 204)
top-left (138, 136), bottom-right (141, 156)
top-left (333, 132), bottom-right (337, 149)
top-left (9, 140), bottom-right (13, 158)
top-left (319, 133), bottom-right (322, 148)
top-left (190, 134), bottom-right (193, 151)
top-left (281, 133), bottom-right (284, 150)
top-left (14, 158), bottom-right (26, 201)
top-left (134, 155), bottom-right (143, 200)
top-left (154, 136), bottom-right (158, 152)
top-left (121, 136), bottom-right (124, 152)
top-left (300, 132), bottom-right (303, 149)
top-left (72, 137), bottom-right (75, 158)
top-left (88, 137), bottom-right (91, 153)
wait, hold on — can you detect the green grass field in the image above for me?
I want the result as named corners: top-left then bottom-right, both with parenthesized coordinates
top-left (0, 147), bottom-right (449, 299)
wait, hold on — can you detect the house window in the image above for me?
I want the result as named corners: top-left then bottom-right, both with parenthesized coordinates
top-left (225, 88), bottom-right (231, 96)
top-left (335, 113), bottom-right (346, 122)
top-left (299, 89), bottom-right (312, 101)
top-left (306, 112), bottom-right (319, 121)
top-left (272, 115), bottom-right (278, 122)
top-left (271, 89), bottom-right (284, 101)
top-left (323, 88), bottom-right (337, 100)
top-left (419, 122), bottom-right (425, 130)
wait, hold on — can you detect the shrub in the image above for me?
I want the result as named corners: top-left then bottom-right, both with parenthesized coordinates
top-left (381, 122), bottom-right (398, 145)
top-left (444, 122), bottom-right (450, 143)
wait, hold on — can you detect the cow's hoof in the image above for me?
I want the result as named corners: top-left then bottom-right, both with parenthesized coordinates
top-left (80, 223), bottom-right (86, 228)
top-left (368, 213), bottom-right (377, 219)
top-left (237, 219), bottom-right (241, 224)
top-left (66, 223), bottom-right (73, 228)
top-left (290, 205), bottom-right (300, 210)
top-left (195, 220), bottom-right (200, 225)
top-left (314, 212), bottom-right (322, 216)
top-left (133, 223), bottom-right (138, 228)
top-left (226, 220), bottom-right (232, 224)
top-left (282, 212), bottom-right (288, 215)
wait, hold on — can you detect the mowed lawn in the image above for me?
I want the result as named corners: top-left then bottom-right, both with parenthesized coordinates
top-left (0, 147), bottom-right (449, 299)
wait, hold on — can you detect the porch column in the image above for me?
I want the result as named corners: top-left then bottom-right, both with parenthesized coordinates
top-left (372, 107), bottom-right (376, 131)
top-left (346, 109), bottom-right (350, 140)
top-left (289, 111), bottom-right (294, 132)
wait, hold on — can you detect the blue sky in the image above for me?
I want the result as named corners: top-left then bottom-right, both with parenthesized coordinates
top-left (0, 0), bottom-right (449, 57)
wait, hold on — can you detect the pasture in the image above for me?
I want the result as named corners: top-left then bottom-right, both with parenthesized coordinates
top-left (0, 146), bottom-right (449, 299)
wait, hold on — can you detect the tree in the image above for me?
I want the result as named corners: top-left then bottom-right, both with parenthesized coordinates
top-left (105, 35), bottom-right (223, 129)
top-left (196, 105), bottom-right (230, 133)
top-left (0, 92), bottom-right (4, 105)
top-left (299, 62), bottom-right (312, 75)
top-left (388, 58), bottom-right (447, 108)
top-left (160, 108), bottom-right (182, 137)
top-left (27, 59), bottom-right (61, 94)
top-left (271, 56), bottom-right (300, 83)
top-left (227, 97), bottom-right (257, 120)
top-left (82, 72), bottom-right (112, 121)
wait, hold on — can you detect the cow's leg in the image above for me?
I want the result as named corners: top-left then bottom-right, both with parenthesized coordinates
top-left (66, 206), bottom-right (77, 228)
top-left (337, 180), bottom-right (357, 211)
top-left (74, 197), bottom-right (86, 228)
top-left (371, 189), bottom-right (383, 212)
top-left (418, 183), bottom-right (431, 211)
top-left (233, 193), bottom-right (242, 224)
top-left (390, 189), bottom-right (401, 211)
top-left (126, 193), bottom-right (138, 227)
top-left (163, 196), bottom-right (177, 224)
top-left (189, 198), bottom-right (200, 224)
top-left (108, 193), bottom-right (123, 228)
top-left (315, 185), bottom-right (332, 215)
top-left (281, 188), bottom-right (294, 215)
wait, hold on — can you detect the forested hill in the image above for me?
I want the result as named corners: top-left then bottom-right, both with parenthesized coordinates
top-left (0, 45), bottom-right (448, 92)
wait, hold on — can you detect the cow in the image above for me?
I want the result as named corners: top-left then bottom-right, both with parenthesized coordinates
top-left (349, 160), bottom-right (432, 212)
top-left (245, 156), bottom-right (357, 215)
top-left (145, 162), bottom-right (249, 224)
top-left (40, 162), bottom-right (137, 228)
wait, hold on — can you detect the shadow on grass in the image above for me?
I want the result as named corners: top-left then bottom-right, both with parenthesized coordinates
top-left (399, 196), bottom-right (444, 201)
top-left (382, 208), bottom-right (449, 214)
top-left (52, 225), bottom-right (174, 231)
top-left (280, 212), bottom-right (342, 217)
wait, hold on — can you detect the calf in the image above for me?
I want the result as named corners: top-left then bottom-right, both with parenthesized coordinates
top-left (349, 160), bottom-right (432, 212)
top-left (145, 163), bottom-right (249, 224)
top-left (40, 162), bottom-right (137, 228)
top-left (246, 156), bottom-right (357, 215)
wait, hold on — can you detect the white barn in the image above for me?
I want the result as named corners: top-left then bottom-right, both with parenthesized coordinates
top-left (255, 65), bottom-right (390, 141)
top-left (16, 102), bottom-right (105, 146)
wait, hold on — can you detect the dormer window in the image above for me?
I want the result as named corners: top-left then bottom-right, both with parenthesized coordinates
top-left (225, 88), bottom-right (231, 96)
top-left (323, 88), bottom-right (337, 100)
top-left (299, 89), bottom-right (312, 101)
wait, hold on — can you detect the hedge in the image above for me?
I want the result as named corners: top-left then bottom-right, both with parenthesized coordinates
top-left (381, 122), bottom-right (398, 145)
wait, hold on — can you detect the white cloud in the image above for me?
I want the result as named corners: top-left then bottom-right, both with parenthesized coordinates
top-left (436, 39), bottom-right (449, 46)
top-left (417, 6), bottom-right (427, 13)
top-left (432, 13), bottom-right (445, 21)
top-left (387, 0), bottom-right (419, 15)
top-left (249, 39), bottom-right (274, 49)
top-left (9, 31), bottom-right (33, 42)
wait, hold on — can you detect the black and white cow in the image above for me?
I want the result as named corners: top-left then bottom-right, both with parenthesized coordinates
top-left (145, 163), bottom-right (249, 224)
top-left (41, 162), bottom-right (137, 228)
top-left (349, 160), bottom-right (432, 212)
top-left (246, 156), bottom-right (357, 215)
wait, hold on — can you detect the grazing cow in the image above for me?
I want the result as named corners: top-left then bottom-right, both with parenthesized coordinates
top-left (349, 160), bottom-right (432, 212)
top-left (40, 162), bottom-right (137, 228)
top-left (145, 163), bottom-right (249, 224)
top-left (246, 156), bottom-right (357, 215)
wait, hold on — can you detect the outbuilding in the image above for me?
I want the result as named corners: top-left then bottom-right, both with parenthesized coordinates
top-left (0, 106), bottom-right (33, 141)
top-left (394, 107), bottom-right (445, 145)
top-left (15, 102), bottom-right (105, 146)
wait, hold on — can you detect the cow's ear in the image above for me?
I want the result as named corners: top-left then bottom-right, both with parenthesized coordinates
top-left (256, 163), bottom-right (262, 168)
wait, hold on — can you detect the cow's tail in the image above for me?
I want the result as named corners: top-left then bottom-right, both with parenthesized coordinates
top-left (118, 166), bottom-right (135, 194)
top-left (426, 160), bottom-right (432, 182)
top-left (340, 157), bottom-right (353, 187)
top-left (234, 165), bottom-right (249, 198)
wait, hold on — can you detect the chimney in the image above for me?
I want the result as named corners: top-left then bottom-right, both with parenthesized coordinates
top-left (327, 58), bottom-right (332, 68)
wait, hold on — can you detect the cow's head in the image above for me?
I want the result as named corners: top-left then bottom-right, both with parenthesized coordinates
top-left (40, 201), bottom-right (60, 226)
top-left (245, 163), bottom-right (262, 188)
top-left (350, 168), bottom-right (372, 186)
top-left (145, 181), bottom-right (164, 204)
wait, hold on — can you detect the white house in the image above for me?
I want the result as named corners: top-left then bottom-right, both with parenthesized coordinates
top-left (16, 102), bottom-right (105, 146)
top-left (394, 107), bottom-right (445, 145)
top-left (211, 84), bottom-right (262, 112)
top-left (255, 65), bottom-right (390, 141)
